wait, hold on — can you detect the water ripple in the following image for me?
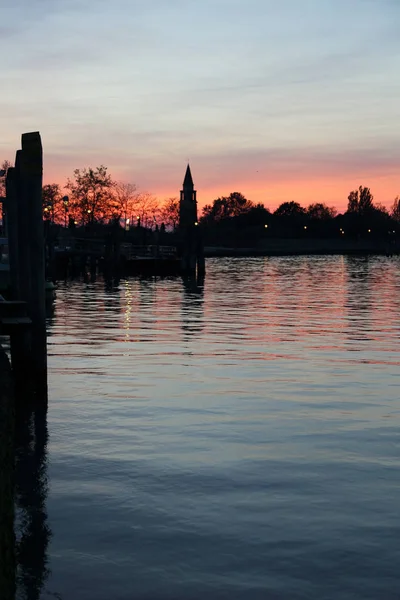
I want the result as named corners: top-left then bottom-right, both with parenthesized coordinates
top-left (44, 256), bottom-right (400, 600)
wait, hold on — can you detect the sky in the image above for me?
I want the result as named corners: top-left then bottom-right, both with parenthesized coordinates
top-left (1, 0), bottom-right (399, 212)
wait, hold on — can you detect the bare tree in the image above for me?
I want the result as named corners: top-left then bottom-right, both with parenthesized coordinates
top-left (160, 197), bottom-right (179, 230)
top-left (66, 165), bottom-right (115, 225)
top-left (113, 182), bottom-right (139, 226)
top-left (391, 197), bottom-right (400, 222)
top-left (0, 159), bottom-right (12, 198)
top-left (134, 192), bottom-right (160, 229)
top-left (42, 183), bottom-right (64, 223)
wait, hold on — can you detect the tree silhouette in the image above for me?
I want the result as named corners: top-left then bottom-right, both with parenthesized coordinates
top-left (42, 183), bottom-right (63, 223)
top-left (347, 186), bottom-right (374, 215)
top-left (347, 190), bottom-right (359, 213)
top-left (134, 192), bottom-right (159, 228)
top-left (160, 197), bottom-right (179, 230)
top-left (66, 165), bottom-right (114, 225)
top-left (202, 192), bottom-right (253, 222)
top-left (359, 187), bottom-right (374, 214)
top-left (274, 201), bottom-right (305, 218)
top-left (0, 159), bottom-right (12, 198)
top-left (113, 182), bottom-right (138, 225)
top-left (391, 197), bottom-right (400, 222)
top-left (307, 203), bottom-right (337, 220)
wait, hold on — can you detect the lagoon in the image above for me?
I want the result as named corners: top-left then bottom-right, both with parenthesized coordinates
top-left (20, 255), bottom-right (400, 599)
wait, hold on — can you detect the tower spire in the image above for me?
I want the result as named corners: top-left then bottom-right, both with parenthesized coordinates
top-left (179, 163), bottom-right (197, 227)
top-left (183, 164), bottom-right (193, 188)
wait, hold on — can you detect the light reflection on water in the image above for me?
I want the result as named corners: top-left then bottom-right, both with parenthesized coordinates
top-left (42, 256), bottom-right (400, 599)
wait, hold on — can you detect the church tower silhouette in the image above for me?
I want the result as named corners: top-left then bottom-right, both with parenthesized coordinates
top-left (178, 164), bottom-right (204, 275)
top-left (179, 164), bottom-right (198, 228)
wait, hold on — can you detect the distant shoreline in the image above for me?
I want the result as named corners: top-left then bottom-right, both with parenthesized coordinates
top-left (204, 238), bottom-right (399, 258)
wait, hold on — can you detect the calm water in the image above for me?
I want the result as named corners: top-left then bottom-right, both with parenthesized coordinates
top-left (19, 256), bottom-right (400, 599)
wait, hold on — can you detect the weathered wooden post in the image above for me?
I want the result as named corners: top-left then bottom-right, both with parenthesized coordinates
top-left (5, 167), bottom-right (20, 299)
top-left (5, 151), bottom-right (33, 400)
top-left (15, 149), bottom-right (32, 306)
top-left (20, 132), bottom-right (47, 402)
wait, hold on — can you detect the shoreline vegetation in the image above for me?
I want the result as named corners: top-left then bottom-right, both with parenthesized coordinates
top-left (0, 162), bottom-right (399, 237)
top-left (1, 162), bottom-right (399, 269)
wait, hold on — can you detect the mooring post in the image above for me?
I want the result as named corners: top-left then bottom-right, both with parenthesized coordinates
top-left (15, 150), bottom-right (32, 307)
top-left (21, 132), bottom-right (47, 403)
top-left (8, 150), bottom-right (33, 399)
top-left (5, 167), bottom-right (20, 300)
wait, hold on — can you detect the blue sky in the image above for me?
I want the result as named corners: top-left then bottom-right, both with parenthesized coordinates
top-left (1, 0), bottom-right (399, 209)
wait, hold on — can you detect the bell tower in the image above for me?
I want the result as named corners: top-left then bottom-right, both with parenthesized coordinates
top-left (178, 164), bottom-right (204, 276)
top-left (179, 164), bottom-right (198, 228)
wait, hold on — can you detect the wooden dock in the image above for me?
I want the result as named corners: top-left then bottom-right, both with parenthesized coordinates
top-left (54, 240), bottom-right (182, 277)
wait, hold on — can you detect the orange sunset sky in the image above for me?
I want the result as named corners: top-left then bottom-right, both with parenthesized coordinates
top-left (1, 0), bottom-right (399, 214)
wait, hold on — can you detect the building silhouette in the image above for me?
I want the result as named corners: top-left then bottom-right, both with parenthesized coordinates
top-left (178, 165), bottom-right (204, 275)
top-left (179, 164), bottom-right (198, 229)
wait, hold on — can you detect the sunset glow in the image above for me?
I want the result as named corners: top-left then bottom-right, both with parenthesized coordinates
top-left (1, 0), bottom-right (399, 213)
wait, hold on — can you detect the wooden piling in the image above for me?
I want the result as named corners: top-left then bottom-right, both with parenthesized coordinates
top-left (5, 167), bottom-right (20, 299)
top-left (14, 150), bottom-right (32, 307)
top-left (21, 132), bottom-right (47, 402)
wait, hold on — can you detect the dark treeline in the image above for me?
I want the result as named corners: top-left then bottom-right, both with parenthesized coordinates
top-left (1, 159), bottom-right (399, 246)
top-left (1, 162), bottom-right (179, 231)
top-left (200, 188), bottom-right (400, 247)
